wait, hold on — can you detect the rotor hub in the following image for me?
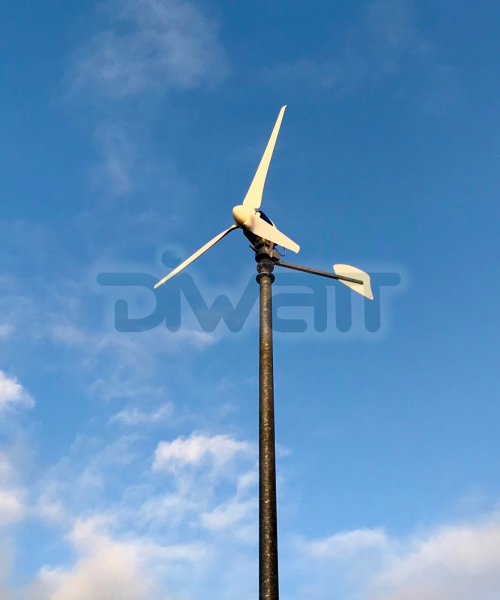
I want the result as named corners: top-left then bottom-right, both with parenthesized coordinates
top-left (232, 204), bottom-right (253, 226)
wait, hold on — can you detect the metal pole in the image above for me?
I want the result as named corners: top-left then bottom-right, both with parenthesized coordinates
top-left (256, 256), bottom-right (279, 600)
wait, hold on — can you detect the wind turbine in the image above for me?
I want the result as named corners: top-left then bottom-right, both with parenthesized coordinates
top-left (155, 106), bottom-right (373, 600)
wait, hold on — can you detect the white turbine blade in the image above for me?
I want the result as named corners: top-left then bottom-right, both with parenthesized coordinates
top-left (154, 225), bottom-right (237, 289)
top-left (333, 264), bottom-right (373, 300)
top-left (244, 214), bottom-right (300, 253)
top-left (242, 106), bottom-right (287, 210)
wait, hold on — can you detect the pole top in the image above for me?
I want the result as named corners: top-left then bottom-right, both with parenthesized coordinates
top-left (256, 257), bottom-right (276, 284)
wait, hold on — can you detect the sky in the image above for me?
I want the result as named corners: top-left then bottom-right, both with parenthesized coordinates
top-left (1, 0), bottom-right (500, 598)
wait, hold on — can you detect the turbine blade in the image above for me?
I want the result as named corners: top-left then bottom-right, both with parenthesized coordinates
top-left (154, 225), bottom-right (238, 289)
top-left (242, 106), bottom-right (287, 210)
top-left (333, 264), bottom-right (373, 300)
top-left (244, 214), bottom-right (299, 253)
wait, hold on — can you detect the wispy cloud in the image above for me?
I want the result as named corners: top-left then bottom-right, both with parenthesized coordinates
top-left (294, 512), bottom-right (500, 600)
top-left (110, 402), bottom-right (174, 426)
top-left (19, 424), bottom-right (259, 598)
top-left (0, 490), bottom-right (25, 527)
top-left (49, 314), bottom-right (217, 402)
top-left (67, 0), bottom-right (228, 198)
top-left (153, 433), bottom-right (254, 472)
top-left (27, 517), bottom-right (205, 600)
top-left (262, 0), bottom-right (460, 111)
top-left (91, 124), bottom-right (136, 196)
top-left (0, 452), bottom-right (27, 527)
top-left (0, 325), bottom-right (14, 340)
top-left (0, 370), bottom-right (34, 413)
top-left (370, 517), bottom-right (500, 600)
top-left (365, 0), bottom-right (425, 52)
top-left (71, 0), bottom-right (228, 100)
top-left (5, 387), bottom-right (500, 600)
top-left (201, 496), bottom-right (257, 531)
top-left (305, 528), bottom-right (389, 558)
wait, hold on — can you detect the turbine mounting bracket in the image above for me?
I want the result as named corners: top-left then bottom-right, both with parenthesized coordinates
top-left (252, 238), bottom-right (280, 264)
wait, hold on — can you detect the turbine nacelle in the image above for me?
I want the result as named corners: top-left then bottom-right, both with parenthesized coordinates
top-left (232, 204), bottom-right (253, 226)
top-left (232, 204), bottom-right (300, 253)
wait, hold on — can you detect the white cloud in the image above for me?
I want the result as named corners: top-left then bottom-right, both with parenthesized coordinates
top-left (305, 528), bottom-right (389, 559)
top-left (0, 370), bottom-right (34, 412)
top-left (262, 0), bottom-right (459, 111)
top-left (201, 497), bottom-right (256, 530)
top-left (29, 520), bottom-right (153, 600)
top-left (0, 325), bottom-right (14, 339)
top-left (262, 58), bottom-right (364, 94)
top-left (111, 402), bottom-right (173, 426)
top-left (297, 514), bottom-right (500, 600)
top-left (370, 518), bottom-right (500, 600)
top-left (365, 0), bottom-right (423, 51)
top-left (28, 517), bottom-right (207, 600)
top-left (72, 0), bottom-right (228, 100)
top-left (0, 454), bottom-right (26, 527)
top-left (236, 470), bottom-right (258, 492)
top-left (153, 433), bottom-right (253, 472)
top-left (91, 124), bottom-right (135, 196)
top-left (0, 539), bottom-right (14, 599)
top-left (50, 324), bottom-right (91, 347)
top-left (67, 0), bottom-right (228, 197)
top-left (0, 489), bottom-right (25, 526)
top-left (50, 318), bottom-right (217, 404)
top-left (262, 0), bottom-right (427, 93)
top-left (20, 407), bottom-right (500, 600)
top-left (34, 488), bottom-right (67, 525)
top-left (35, 500), bottom-right (66, 526)
top-left (0, 454), bottom-right (13, 480)
top-left (139, 434), bottom-right (257, 530)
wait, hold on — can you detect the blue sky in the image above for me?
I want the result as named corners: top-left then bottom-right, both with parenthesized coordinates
top-left (1, 0), bottom-right (500, 598)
